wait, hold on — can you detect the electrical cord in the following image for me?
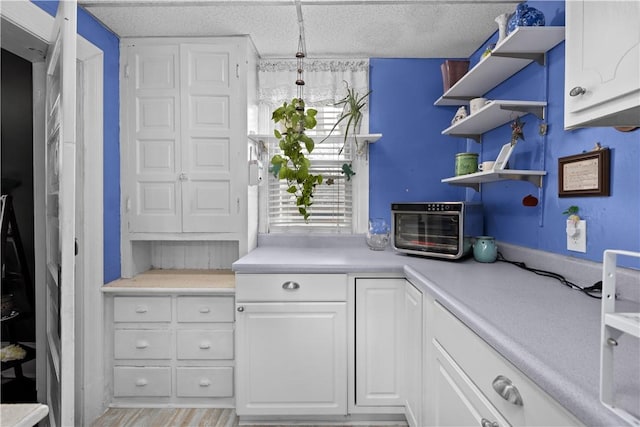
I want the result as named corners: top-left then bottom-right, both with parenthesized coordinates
top-left (496, 252), bottom-right (602, 299)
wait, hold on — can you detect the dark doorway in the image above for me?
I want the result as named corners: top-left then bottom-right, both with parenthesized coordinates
top-left (1, 47), bottom-right (37, 403)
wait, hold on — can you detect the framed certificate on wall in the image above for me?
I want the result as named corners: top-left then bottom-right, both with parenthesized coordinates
top-left (558, 148), bottom-right (610, 197)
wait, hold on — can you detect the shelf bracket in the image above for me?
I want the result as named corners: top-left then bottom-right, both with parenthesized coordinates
top-left (499, 104), bottom-right (545, 120)
top-left (450, 133), bottom-right (482, 143)
top-left (491, 51), bottom-right (546, 66)
top-left (495, 172), bottom-right (545, 188)
top-left (446, 182), bottom-right (480, 192)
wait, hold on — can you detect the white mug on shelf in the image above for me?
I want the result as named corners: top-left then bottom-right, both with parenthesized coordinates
top-left (470, 97), bottom-right (491, 114)
top-left (478, 161), bottom-right (496, 171)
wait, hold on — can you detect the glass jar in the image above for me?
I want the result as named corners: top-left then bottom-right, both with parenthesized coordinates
top-left (366, 218), bottom-right (390, 251)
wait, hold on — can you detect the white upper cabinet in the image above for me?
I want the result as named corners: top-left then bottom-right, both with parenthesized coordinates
top-left (564, 1), bottom-right (640, 129)
top-left (122, 38), bottom-right (250, 235)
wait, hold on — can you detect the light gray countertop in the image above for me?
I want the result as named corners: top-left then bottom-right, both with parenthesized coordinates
top-left (232, 235), bottom-right (640, 427)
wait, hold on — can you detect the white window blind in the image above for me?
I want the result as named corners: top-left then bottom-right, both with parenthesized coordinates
top-left (267, 105), bottom-right (354, 233)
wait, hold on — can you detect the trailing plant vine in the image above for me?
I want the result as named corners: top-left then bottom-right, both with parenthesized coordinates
top-left (269, 98), bottom-right (323, 221)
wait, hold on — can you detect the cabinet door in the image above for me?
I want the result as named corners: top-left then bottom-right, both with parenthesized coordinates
top-left (355, 278), bottom-right (405, 407)
top-left (126, 45), bottom-right (183, 232)
top-left (432, 340), bottom-right (509, 427)
top-left (404, 280), bottom-right (423, 427)
top-left (235, 302), bottom-right (347, 416)
top-left (565, 1), bottom-right (640, 127)
top-left (180, 43), bottom-right (242, 232)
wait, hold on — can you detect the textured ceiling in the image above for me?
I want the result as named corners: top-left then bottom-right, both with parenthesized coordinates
top-left (80, 0), bottom-right (520, 58)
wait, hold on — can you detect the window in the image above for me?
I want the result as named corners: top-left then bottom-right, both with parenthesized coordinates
top-left (257, 58), bottom-right (370, 234)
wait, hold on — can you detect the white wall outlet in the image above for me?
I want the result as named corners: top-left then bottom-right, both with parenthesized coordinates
top-left (566, 219), bottom-right (586, 253)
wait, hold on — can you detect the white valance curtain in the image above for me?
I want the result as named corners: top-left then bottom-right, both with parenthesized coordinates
top-left (258, 58), bottom-right (369, 107)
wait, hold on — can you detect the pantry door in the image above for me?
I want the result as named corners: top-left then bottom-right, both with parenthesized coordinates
top-left (44, 1), bottom-right (77, 426)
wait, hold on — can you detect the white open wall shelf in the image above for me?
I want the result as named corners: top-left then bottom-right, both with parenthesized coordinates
top-left (442, 100), bottom-right (546, 142)
top-left (600, 249), bottom-right (640, 426)
top-left (434, 26), bottom-right (565, 107)
top-left (441, 170), bottom-right (546, 192)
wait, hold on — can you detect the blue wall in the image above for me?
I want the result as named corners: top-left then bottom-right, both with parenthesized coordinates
top-left (370, 1), bottom-right (640, 269)
top-left (34, 1), bottom-right (121, 282)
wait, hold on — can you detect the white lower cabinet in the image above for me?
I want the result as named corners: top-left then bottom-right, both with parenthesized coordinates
top-left (235, 274), bottom-right (348, 416)
top-left (403, 280), bottom-right (424, 427)
top-left (433, 341), bottom-right (508, 427)
top-left (354, 278), bottom-right (405, 408)
top-left (427, 297), bottom-right (582, 427)
top-left (108, 292), bottom-right (235, 406)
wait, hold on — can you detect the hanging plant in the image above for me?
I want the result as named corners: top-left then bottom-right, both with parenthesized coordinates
top-left (269, 98), bottom-right (323, 221)
top-left (322, 81), bottom-right (372, 154)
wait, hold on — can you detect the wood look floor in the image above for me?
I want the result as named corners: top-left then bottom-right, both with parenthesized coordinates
top-left (90, 408), bottom-right (406, 427)
top-left (91, 408), bottom-right (239, 427)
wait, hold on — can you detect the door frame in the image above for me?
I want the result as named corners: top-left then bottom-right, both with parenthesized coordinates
top-left (1, 1), bottom-right (105, 424)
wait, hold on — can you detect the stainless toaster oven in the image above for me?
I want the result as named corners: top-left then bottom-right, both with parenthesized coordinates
top-left (391, 202), bottom-right (483, 259)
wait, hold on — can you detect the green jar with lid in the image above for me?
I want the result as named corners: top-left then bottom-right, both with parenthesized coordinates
top-left (455, 152), bottom-right (478, 176)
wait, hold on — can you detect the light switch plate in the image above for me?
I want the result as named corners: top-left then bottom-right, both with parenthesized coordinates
top-left (567, 220), bottom-right (586, 253)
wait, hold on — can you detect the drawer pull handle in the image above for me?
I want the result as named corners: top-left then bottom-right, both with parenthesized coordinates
top-left (492, 375), bottom-right (523, 406)
top-left (199, 342), bottom-right (211, 349)
top-left (199, 307), bottom-right (211, 313)
top-left (569, 86), bottom-right (587, 97)
top-left (135, 341), bottom-right (149, 349)
top-left (135, 306), bottom-right (148, 314)
top-left (135, 379), bottom-right (148, 387)
top-left (199, 379), bottom-right (211, 387)
top-left (480, 418), bottom-right (499, 427)
top-left (282, 281), bottom-right (300, 290)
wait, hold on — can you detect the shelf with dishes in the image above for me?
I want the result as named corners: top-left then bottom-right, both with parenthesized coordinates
top-left (442, 100), bottom-right (546, 142)
top-left (441, 169), bottom-right (546, 192)
top-left (434, 26), bottom-right (565, 107)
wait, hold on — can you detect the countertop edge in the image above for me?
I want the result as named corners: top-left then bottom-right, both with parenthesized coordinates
top-left (101, 286), bottom-right (235, 294)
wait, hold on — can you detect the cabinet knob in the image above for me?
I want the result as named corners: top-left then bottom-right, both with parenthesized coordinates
top-left (179, 172), bottom-right (188, 181)
top-left (492, 375), bottom-right (523, 406)
top-left (199, 379), bottom-right (211, 387)
top-left (135, 305), bottom-right (148, 314)
top-left (199, 342), bottom-right (211, 349)
top-left (237, 306), bottom-right (244, 312)
top-left (135, 340), bottom-right (149, 349)
top-left (569, 86), bottom-right (587, 97)
top-left (480, 418), bottom-right (499, 427)
top-left (199, 307), bottom-right (211, 314)
top-left (135, 379), bottom-right (148, 387)
top-left (282, 281), bottom-right (300, 290)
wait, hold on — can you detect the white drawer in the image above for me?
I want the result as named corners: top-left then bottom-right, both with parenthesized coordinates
top-left (114, 296), bottom-right (171, 322)
top-left (176, 328), bottom-right (234, 360)
top-left (433, 301), bottom-right (581, 426)
top-left (176, 367), bottom-right (233, 397)
top-left (114, 366), bottom-right (171, 397)
top-left (177, 296), bottom-right (234, 323)
top-left (114, 329), bottom-right (172, 359)
top-left (235, 274), bottom-right (347, 302)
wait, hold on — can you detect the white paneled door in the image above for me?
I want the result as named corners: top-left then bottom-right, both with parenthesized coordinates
top-left (180, 44), bottom-right (239, 232)
top-left (126, 41), bottom-right (241, 233)
top-left (235, 302), bottom-right (348, 415)
top-left (45, 1), bottom-right (77, 425)
top-left (355, 278), bottom-right (405, 407)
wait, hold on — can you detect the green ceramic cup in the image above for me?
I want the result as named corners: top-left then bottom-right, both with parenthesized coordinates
top-left (455, 152), bottom-right (478, 176)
